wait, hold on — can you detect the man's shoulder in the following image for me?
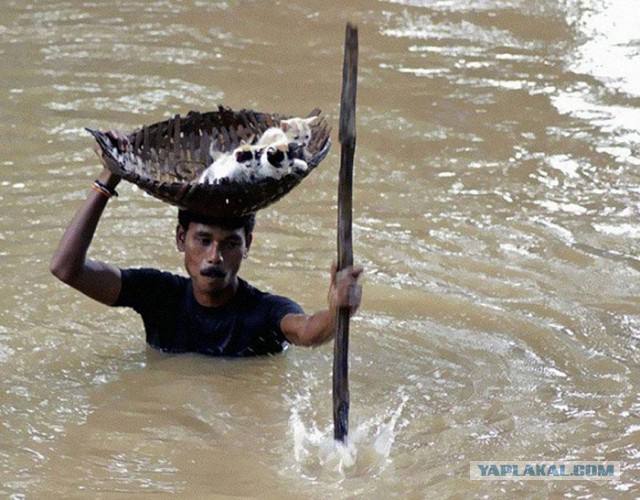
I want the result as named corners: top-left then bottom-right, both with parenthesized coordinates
top-left (121, 267), bottom-right (188, 283)
top-left (115, 267), bottom-right (190, 308)
top-left (238, 278), bottom-right (279, 302)
top-left (237, 278), bottom-right (303, 314)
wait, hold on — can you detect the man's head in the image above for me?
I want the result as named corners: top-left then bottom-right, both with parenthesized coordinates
top-left (176, 210), bottom-right (256, 304)
top-left (177, 210), bottom-right (256, 241)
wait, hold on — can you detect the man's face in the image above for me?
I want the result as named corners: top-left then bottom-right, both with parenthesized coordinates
top-left (176, 222), bottom-right (251, 298)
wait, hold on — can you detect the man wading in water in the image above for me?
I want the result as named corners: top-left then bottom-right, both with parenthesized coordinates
top-left (50, 132), bottom-right (363, 356)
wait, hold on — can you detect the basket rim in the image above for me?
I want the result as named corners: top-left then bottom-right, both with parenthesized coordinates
top-left (89, 106), bottom-right (332, 216)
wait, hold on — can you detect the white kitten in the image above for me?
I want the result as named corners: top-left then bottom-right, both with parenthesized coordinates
top-left (257, 127), bottom-right (288, 146)
top-left (198, 120), bottom-right (313, 184)
top-left (198, 144), bottom-right (261, 184)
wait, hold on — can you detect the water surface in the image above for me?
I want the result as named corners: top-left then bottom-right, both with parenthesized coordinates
top-left (1, 0), bottom-right (640, 497)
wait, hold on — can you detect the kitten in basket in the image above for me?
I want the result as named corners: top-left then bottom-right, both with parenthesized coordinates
top-left (257, 116), bottom-right (318, 161)
top-left (198, 115), bottom-right (317, 184)
top-left (198, 142), bottom-right (307, 184)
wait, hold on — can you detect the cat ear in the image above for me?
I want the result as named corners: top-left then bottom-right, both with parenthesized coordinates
top-left (304, 116), bottom-right (318, 125)
top-left (280, 119), bottom-right (291, 132)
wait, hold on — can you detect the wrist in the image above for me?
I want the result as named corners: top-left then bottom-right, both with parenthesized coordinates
top-left (97, 169), bottom-right (121, 190)
top-left (91, 179), bottom-right (118, 199)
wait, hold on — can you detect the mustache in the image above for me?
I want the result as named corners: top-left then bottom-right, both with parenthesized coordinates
top-left (200, 266), bottom-right (226, 278)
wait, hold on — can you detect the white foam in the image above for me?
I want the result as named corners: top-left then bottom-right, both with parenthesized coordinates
top-left (288, 388), bottom-right (408, 480)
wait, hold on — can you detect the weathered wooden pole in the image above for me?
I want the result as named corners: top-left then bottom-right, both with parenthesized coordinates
top-left (333, 22), bottom-right (358, 443)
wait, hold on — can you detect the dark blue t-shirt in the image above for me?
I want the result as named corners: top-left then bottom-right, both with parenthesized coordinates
top-left (113, 268), bottom-right (303, 357)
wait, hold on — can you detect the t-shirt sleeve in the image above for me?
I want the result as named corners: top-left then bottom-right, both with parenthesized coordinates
top-left (266, 294), bottom-right (304, 337)
top-left (112, 268), bottom-right (182, 313)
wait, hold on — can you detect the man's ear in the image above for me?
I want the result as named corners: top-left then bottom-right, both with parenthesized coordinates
top-left (176, 225), bottom-right (186, 252)
top-left (244, 233), bottom-right (253, 257)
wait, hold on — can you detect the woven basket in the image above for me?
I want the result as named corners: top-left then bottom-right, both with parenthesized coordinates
top-left (87, 106), bottom-right (332, 216)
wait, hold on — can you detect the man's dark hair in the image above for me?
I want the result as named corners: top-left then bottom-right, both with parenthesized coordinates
top-left (177, 210), bottom-right (256, 239)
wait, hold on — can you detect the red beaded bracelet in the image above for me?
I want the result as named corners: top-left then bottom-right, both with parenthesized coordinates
top-left (92, 180), bottom-right (118, 198)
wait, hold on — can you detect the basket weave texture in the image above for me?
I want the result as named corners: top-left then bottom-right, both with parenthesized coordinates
top-left (88, 106), bottom-right (332, 216)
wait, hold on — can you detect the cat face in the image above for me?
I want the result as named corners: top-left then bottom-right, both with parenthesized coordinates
top-left (233, 145), bottom-right (264, 180)
top-left (257, 143), bottom-right (307, 180)
top-left (280, 117), bottom-right (317, 148)
top-left (264, 144), bottom-right (288, 169)
top-left (254, 144), bottom-right (289, 180)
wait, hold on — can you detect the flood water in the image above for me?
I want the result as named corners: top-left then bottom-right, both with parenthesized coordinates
top-left (2, 0), bottom-right (640, 497)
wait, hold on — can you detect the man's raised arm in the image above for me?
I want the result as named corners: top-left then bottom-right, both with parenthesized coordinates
top-left (50, 136), bottom-right (125, 306)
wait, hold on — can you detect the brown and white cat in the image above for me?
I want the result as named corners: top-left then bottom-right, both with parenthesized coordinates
top-left (256, 143), bottom-right (308, 180)
top-left (257, 116), bottom-right (317, 161)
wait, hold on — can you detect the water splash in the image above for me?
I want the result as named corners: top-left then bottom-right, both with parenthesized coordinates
top-left (288, 388), bottom-right (408, 481)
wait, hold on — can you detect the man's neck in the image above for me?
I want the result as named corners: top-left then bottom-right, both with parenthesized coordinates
top-left (193, 276), bottom-right (240, 308)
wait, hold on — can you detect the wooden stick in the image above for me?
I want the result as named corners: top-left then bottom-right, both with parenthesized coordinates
top-left (333, 22), bottom-right (358, 443)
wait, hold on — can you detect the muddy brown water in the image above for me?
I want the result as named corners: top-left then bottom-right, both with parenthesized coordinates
top-left (2, 0), bottom-right (640, 497)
